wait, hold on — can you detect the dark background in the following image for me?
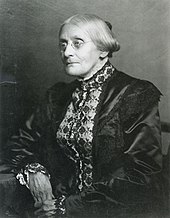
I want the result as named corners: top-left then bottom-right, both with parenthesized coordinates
top-left (0, 0), bottom-right (170, 153)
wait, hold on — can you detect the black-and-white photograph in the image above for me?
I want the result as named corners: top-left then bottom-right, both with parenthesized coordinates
top-left (0, 1), bottom-right (170, 217)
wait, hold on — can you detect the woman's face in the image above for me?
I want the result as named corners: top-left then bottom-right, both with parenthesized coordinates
top-left (59, 24), bottom-right (104, 78)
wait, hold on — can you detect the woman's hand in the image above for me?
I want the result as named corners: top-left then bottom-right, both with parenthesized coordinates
top-left (28, 172), bottom-right (56, 217)
top-left (34, 199), bottom-right (57, 217)
top-left (55, 182), bottom-right (67, 195)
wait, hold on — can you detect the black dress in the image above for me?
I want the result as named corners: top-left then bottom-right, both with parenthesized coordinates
top-left (3, 61), bottom-right (164, 217)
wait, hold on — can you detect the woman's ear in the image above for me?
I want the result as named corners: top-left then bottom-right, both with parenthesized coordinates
top-left (100, 51), bottom-right (109, 59)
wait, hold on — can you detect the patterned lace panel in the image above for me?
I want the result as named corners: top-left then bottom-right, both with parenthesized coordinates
top-left (56, 61), bottom-right (115, 192)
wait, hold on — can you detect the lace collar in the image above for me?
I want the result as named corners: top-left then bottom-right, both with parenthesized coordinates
top-left (77, 61), bottom-right (115, 91)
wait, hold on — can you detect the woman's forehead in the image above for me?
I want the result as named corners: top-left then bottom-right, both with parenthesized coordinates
top-left (59, 24), bottom-right (90, 40)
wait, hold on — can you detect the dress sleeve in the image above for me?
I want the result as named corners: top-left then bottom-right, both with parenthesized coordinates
top-left (108, 103), bottom-right (162, 204)
top-left (121, 81), bottom-right (162, 181)
top-left (2, 95), bottom-right (51, 175)
top-left (88, 81), bottom-right (163, 208)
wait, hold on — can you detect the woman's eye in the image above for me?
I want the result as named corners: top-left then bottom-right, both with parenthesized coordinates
top-left (59, 42), bottom-right (67, 50)
top-left (73, 40), bottom-right (83, 49)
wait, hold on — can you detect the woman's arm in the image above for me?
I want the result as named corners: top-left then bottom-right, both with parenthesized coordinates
top-left (3, 105), bottom-right (47, 174)
top-left (105, 103), bottom-right (162, 204)
top-left (86, 81), bottom-right (163, 209)
top-left (2, 94), bottom-right (58, 216)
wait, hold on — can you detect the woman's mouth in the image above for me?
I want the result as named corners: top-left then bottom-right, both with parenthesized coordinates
top-left (66, 62), bottom-right (79, 66)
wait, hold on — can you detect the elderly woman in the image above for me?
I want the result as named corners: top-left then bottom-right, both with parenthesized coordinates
top-left (4, 14), bottom-right (163, 218)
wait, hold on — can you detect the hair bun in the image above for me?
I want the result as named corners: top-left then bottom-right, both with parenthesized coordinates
top-left (105, 21), bottom-right (112, 30)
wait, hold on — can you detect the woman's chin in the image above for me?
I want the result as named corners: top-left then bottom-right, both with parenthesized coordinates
top-left (65, 68), bottom-right (83, 77)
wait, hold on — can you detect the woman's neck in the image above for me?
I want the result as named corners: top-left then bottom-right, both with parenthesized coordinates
top-left (79, 57), bottom-right (109, 81)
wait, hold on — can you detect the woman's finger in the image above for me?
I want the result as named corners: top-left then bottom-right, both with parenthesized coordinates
top-left (34, 206), bottom-right (56, 217)
top-left (34, 201), bottom-right (42, 208)
top-left (36, 210), bottom-right (56, 218)
top-left (56, 183), bottom-right (67, 194)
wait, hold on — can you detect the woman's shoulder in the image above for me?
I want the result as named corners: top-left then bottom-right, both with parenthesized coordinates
top-left (123, 77), bottom-right (162, 113)
top-left (110, 70), bottom-right (162, 123)
top-left (45, 80), bottom-right (77, 105)
top-left (109, 68), bottom-right (162, 99)
top-left (106, 69), bottom-right (162, 120)
top-left (47, 81), bottom-right (70, 93)
top-left (124, 74), bottom-right (162, 103)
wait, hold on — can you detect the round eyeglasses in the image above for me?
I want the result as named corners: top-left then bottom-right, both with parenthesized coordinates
top-left (59, 39), bottom-right (91, 52)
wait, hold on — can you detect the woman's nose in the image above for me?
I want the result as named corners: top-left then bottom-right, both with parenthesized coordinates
top-left (63, 43), bottom-right (75, 57)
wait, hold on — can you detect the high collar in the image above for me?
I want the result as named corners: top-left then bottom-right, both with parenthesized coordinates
top-left (79, 57), bottom-right (109, 81)
top-left (76, 60), bottom-right (115, 91)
